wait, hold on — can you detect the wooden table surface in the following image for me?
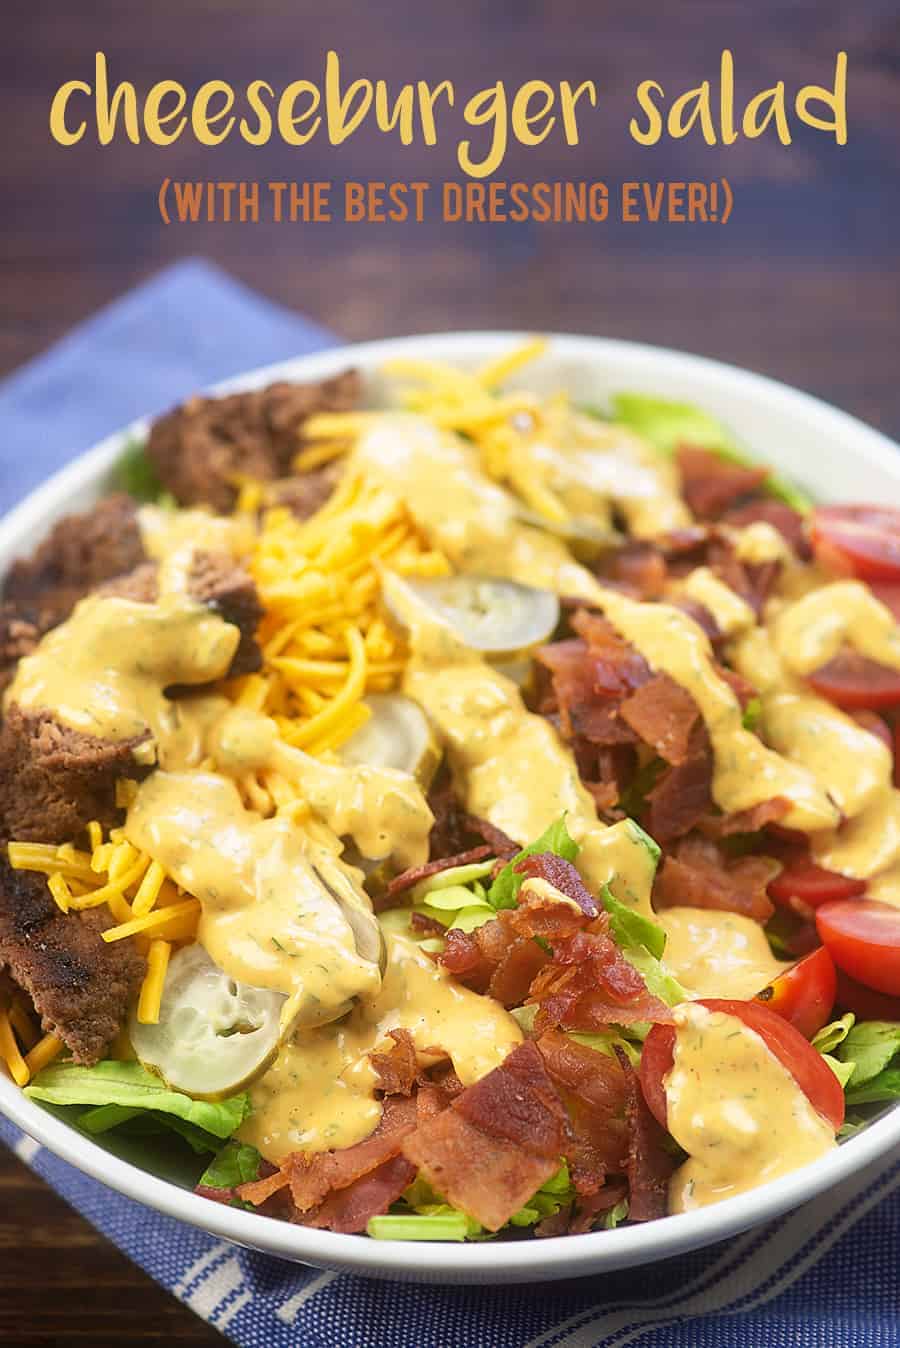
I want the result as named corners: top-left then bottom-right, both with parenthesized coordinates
top-left (2, 1), bottom-right (899, 1343)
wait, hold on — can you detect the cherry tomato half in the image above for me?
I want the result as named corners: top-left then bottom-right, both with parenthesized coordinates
top-left (869, 581), bottom-right (900, 623)
top-left (754, 947), bottom-right (837, 1039)
top-left (640, 998), bottom-right (845, 1133)
top-left (816, 899), bottom-right (900, 997)
top-left (806, 652), bottom-right (900, 710)
top-left (810, 506), bottom-right (900, 582)
top-left (834, 967), bottom-right (900, 1022)
top-left (768, 861), bottom-right (866, 910)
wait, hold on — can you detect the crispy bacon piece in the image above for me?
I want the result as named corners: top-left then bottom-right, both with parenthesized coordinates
top-left (386, 844), bottom-right (493, 898)
top-left (677, 446), bottom-right (769, 520)
top-left (643, 724), bottom-right (714, 843)
top-left (529, 921), bottom-right (673, 1033)
top-left (698, 796), bottom-right (791, 839)
top-left (370, 1028), bottom-right (421, 1096)
top-left (401, 1042), bottom-right (567, 1231)
top-left (515, 853), bottom-right (599, 918)
top-left (571, 610), bottom-right (653, 692)
top-left (568, 1180), bottom-right (629, 1235)
top-left (536, 1030), bottom-right (630, 1195)
top-left (598, 542), bottom-right (668, 600)
top-left (654, 835), bottom-right (779, 923)
top-left (304, 1154), bottom-right (418, 1234)
top-left (708, 535), bottom-right (781, 617)
top-left (618, 673), bottom-right (701, 766)
top-left (238, 1093), bottom-right (419, 1228)
top-left (425, 778), bottom-right (522, 862)
top-left (461, 815), bottom-right (520, 859)
top-left (621, 1051), bottom-right (677, 1221)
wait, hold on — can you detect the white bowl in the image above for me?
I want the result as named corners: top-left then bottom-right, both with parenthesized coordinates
top-left (2, 332), bottom-right (900, 1285)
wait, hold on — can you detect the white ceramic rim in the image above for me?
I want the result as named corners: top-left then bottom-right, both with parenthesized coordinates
top-left (2, 330), bottom-right (900, 1283)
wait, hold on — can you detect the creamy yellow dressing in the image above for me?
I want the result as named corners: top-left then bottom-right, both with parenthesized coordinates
top-left (658, 908), bottom-right (789, 999)
top-left (138, 504), bottom-right (255, 561)
top-left (510, 406), bottom-right (691, 539)
top-left (385, 573), bottom-right (658, 917)
top-left (678, 566), bottom-right (756, 637)
top-left (590, 587), bottom-right (839, 832)
top-left (6, 591), bottom-right (238, 756)
top-left (730, 521), bottom-right (793, 566)
top-left (126, 771), bottom-right (382, 1026)
top-left (772, 580), bottom-right (900, 677)
top-left (240, 932), bottom-right (522, 1160)
top-left (666, 1003), bottom-right (836, 1212)
top-left (352, 415), bottom-right (602, 601)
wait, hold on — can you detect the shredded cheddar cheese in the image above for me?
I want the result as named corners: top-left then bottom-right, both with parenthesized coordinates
top-left (239, 469), bottom-right (449, 757)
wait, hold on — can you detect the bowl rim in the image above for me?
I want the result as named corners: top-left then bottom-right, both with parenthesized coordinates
top-left (2, 328), bottom-right (900, 1282)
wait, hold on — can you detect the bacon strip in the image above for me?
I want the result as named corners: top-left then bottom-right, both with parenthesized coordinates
top-left (529, 922), bottom-right (673, 1033)
top-left (536, 1030), bottom-right (631, 1196)
top-left (618, 673), bottom-right (701, 766)
top-left (401, 1042), bottom-right (568, 1231)
top-left (620, 1050), bottom-right (677, 1221)
top-left (370, 1028), bottom-right (421, 1097)
top-left (515, 853), bottom-right (599, 918)
top-left (386, 844), bottom-right (493, 897)
top-left (677, 446), bottom-right (769, 519)
top-left (654, 835), bottom-right (778, 923)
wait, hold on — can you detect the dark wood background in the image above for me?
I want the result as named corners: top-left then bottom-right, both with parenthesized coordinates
top-left (1, 1), bottom-right (899, 1343)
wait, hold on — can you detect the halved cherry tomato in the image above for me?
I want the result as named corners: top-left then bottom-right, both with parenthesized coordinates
top-left (768, 861), bottom-right (866, 910)
top-left (894, 721), bottom-right (900, 790)
top-left (816, 898), bottom-right (900, 997)
top-left (810, 506), bottom-right (900, 582)
top-left (640, 998), bottom-right (845, 1133)
top-left (869, 581), bottom-right (900, 623)
top-left (834, 967), bottom-right (900, 1021)
top-left (754, 947), bottom-right (837, 1039)
top-left (806, 652), bottom-right (900, 710)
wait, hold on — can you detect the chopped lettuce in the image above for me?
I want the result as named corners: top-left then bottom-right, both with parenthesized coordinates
top-left (487, 815), bottom-right (579, 912)
top-left (741, 697), bottom-right (763, 732)
top-left (812, 1013), bottom-right (856, 1056)
top-left (380, 1162), bottom-right (577, 1241)
top-left (610, 392), bottom-right (811, 512)
top-left (599, 884), bottom-right (685, 1009)
top-left (198, 1140), bottom-right (264, 1192)
top-left (26, 1060), bottom-right (250, 1140)
top-left (113, 439), bottom-right (166, 502)
top-left (624, 818), bottom-right (661, 868)
top-left (570, 1028), bottom-right (641, 1067)
top-left (837, 1021), bottom-right (900, 1105)
top-left (603, 1197), bottom-right (630, 1230)
top-left (601, 885), bottom-right (666, 961)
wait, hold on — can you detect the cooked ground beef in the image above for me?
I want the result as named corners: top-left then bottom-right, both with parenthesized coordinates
top-left (0, 857), bottom-right (144, 1064)
top-left (146, 370), bottom-right (361, 512)
top-left (0, 705), bottom-right (152, 845)
top-left (267, 461), bottom-right (344, 520)
top-left (1, 494), bottom-right (147, 630)
top-left (186, 551), bottom-right (263, 677)
top-left (0, 603), bottom-right (39, 696)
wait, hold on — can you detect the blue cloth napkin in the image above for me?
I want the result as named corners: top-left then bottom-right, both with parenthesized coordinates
top-left (2, 259), bottom-right (899, 1347)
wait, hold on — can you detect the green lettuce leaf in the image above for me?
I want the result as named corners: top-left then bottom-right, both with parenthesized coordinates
top-left (112, 439), bottom-right (166, 502)
top-left (821, 1055), bottom-right (856, 1089)
top-left (599, 883), bottom-right (685, 1010)
top-left (487, 815), bottom-right (579, 912)
top-left (836, 1020), bottom-right (900, 1105)
top-left (811, 1013), bottom-right (856, 1056)
top-left (26, 1060), bottom-right (250, 1140)
top-left (610, 392), bottom-right (811, 512)
top-left (601, 884), bottom-right (666, 960)
top-left (836, 1021), bottom-right (900, 1086)
top-left (198, 1141), bottom-right (263, 1192)
top-left (570, 1028), bottom-right (641, 1067)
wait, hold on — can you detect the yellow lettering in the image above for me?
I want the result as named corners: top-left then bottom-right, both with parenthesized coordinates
top-left (458, 82), bottom-right (507, 178)
top-left (796, 51), bottom-right (847, 145)
top-left (719, 50), bottom-right (737, 145)
top-left (277, 81), bottom-right (321, 146)
top-left (191, 81), bottom-right (236, 147)
top-left (241, 80), bottom-right (274, 146)
top-left (144, 80), bottom-right (187, 147)
top-left (325, 50), bottom-right (373, 145)
top-left (95, 52), bottom-right (139, 146)
top-left (630, 80), bottom-right (664, 146)
top-left (743, 85), bottom-right (791, 143)
top-left (668, 84), bottom-right (717, 144)
top-left (418, 79), bottom-right (454, 146)
top-left (375, 82), bottom-right (415, 143)
top-left (511, 79), bottom-right (555, 147)
top-left (49, 79), bottom-right (90, 146)
top-left (560, 80), bottom-right (597, 144)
